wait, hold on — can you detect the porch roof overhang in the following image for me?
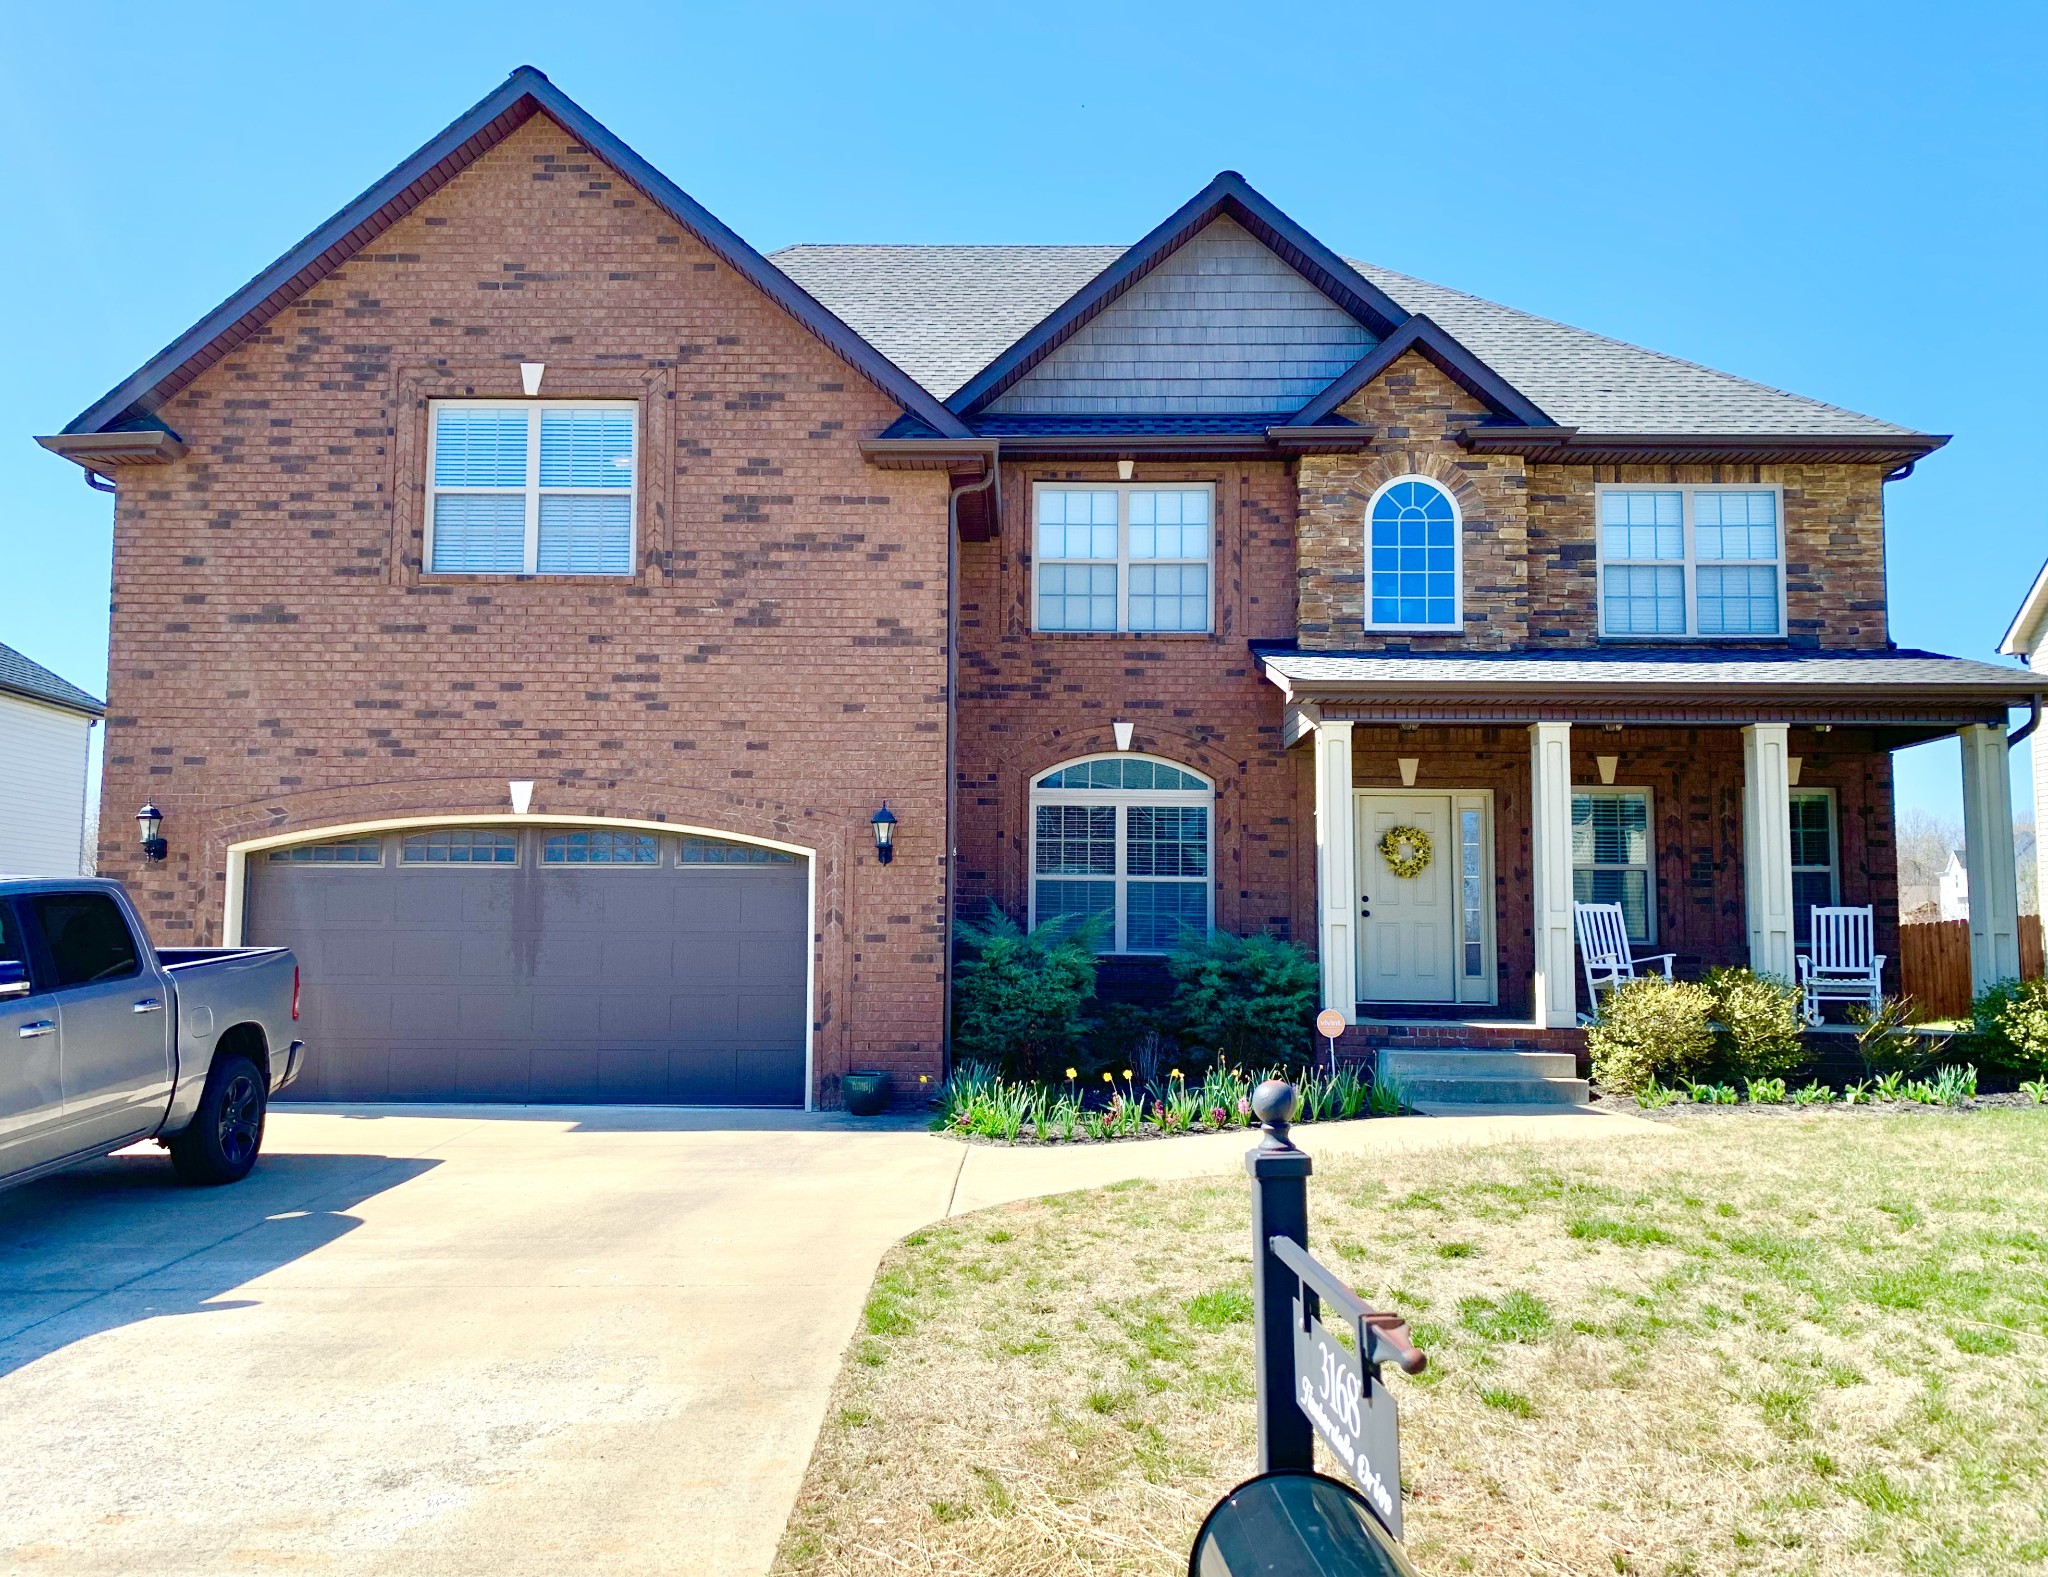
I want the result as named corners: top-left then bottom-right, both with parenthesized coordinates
top-left (1258, 645), bottom-right (2042, 740)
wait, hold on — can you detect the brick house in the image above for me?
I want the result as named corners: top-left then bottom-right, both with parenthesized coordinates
top-left (39, 68), bottom-right (2037, 1107)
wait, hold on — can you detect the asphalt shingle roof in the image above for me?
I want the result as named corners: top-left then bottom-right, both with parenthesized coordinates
top-left (0, 641), bottom-right (104, 716)
top-left (769, 243), bottom-right (1919, 438)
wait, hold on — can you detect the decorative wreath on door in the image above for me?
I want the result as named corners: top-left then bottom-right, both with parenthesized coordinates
top-left (1378, 824), bottom-right (1434, 880)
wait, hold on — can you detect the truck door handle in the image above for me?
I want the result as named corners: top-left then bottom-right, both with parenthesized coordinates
top-left (18, 1020), bottom-right (54, 1039)
top-left (132, 998), bottom-right (164, 1014)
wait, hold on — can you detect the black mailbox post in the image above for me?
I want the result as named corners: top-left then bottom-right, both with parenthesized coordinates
top-left (1193, 1080), bottom-right (1428, 1576)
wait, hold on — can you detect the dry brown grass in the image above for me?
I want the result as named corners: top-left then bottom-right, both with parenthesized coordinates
top-left (775, 1110), bottom-right (2048, 1576)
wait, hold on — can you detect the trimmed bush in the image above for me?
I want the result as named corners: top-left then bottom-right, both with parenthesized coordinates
top-left (1970, 977), bottom-right (2048, 1072)
top-left (951, 908), bottom-right (1101, 1081)
top-left (1167, 930), bottom-right (1319, 1066)
top-left (1701, 967), bottom-right (1806, 1082)
top-left (1588, 976), bottom-right (1715, 1095)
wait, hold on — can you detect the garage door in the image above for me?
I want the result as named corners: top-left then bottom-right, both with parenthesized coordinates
top-left (246, 826), bottom-right (807, 1105)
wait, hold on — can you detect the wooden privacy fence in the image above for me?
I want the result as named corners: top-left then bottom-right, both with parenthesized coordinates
top-left (1897, 916), bottom-right (2045, 1020)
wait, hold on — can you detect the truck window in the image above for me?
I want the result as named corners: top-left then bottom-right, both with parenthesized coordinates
top-left (0, 903), bottom-right (32, 993)
top-left (29, 893), bottom-right (142, 988)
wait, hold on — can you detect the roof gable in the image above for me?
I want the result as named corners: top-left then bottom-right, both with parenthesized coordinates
top-left (1290, 315), bottom-right (1552, 427)
top-left (981, 217), bottom-right (1377, 417)
top-left (948, 172), bottom-right (1412, 417)
top-left (57, 67), bottom-right (969, 442)
top-left (0, 641), bottom-right (103, 717)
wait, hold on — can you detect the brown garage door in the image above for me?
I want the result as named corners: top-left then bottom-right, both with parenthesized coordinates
top-left (248, 826), bottom-right (807, 1105)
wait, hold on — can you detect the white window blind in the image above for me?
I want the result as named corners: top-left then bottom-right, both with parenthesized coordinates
top-left (428, 401), bottom-right (636, 575)
top-left (1029, 756), bottom-right (1213, 952)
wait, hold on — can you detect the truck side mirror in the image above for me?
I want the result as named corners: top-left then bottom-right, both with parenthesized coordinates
top-left (1190, 1471), bottom-right (1420, 1577)
top-left (0, 959), bottom-right (31, 999)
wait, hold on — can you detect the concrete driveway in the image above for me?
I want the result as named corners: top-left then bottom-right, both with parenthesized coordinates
top-left (0, 1108), bottom-right (961, 1577)
top-left (0, 1103), bottom-right (1661, 1576)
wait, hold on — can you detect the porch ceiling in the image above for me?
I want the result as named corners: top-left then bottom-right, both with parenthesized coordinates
top-left (1260, 646), bottom-right (2041, 734)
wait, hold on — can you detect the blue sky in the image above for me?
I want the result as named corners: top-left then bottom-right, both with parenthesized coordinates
top-left (3, 1), bottom-right (2041, 823)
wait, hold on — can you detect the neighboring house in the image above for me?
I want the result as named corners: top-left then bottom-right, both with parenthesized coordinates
top-left (1937, 850), bottom-right (1970, 922)
top-left (2002, 561), bottom-right (2048, 900)
top-left (36, 67), bottom-right (2042, 1109)
top-left (0, 640), bottom-right (103, 875)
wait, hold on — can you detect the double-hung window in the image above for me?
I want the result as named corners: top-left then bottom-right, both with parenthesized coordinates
top-left (1572, 788), bottom-right (1653, 943)
top-left (1789, 790), bottom-right (1839, 946)
top-left (1597, 486), bottom-right (1783, 637)
top-left (427, 401), bottom-right (638, 575)
top-left (1034, 485), bottom-right (1213, 633)
top-left (1029, 756), bottom-right (1212, 952)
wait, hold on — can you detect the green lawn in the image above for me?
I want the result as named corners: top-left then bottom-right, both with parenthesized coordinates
top-left (775, 1111), bottom-right (2048, 1576)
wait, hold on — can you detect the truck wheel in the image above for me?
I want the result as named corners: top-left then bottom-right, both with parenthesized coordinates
top-left (168, 1055), bottom-right (268, 1185)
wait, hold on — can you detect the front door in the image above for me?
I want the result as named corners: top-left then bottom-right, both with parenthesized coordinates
top-left (1356, 795), bottom-right (1457, 1003)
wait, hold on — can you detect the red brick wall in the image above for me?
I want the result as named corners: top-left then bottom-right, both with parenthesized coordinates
top-left (95, 114), bottom-right (951, 1100)
top-left (953, 460), bottom-right (1312, 946)
top-left (1344, 726), bottom-right (1898, 1016)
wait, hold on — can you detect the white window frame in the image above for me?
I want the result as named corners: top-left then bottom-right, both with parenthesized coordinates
top-left (1027, 755), bottom-right (1214, 953)
top-left (424, 398), bottom-right (639, 577)
top-left (1362, 474), bottom-right (1464, 633)
top-left (1789, 788), bottom-right (1840, 944)
top-left (1030, 483), bottom-right (1215, 635)
top-left (1594, 483), bottom-right (1786, 640)
top-left (1570, 785), bottom-right (1657, 945)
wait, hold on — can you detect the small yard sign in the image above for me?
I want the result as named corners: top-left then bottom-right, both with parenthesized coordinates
top-left (1316, 1008), bottom-right (1345, 1075)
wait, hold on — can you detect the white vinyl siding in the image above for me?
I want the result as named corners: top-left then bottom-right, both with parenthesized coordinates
top-left (1029, 756), bottom-right (1213, 953)
top-left (1597, 486), bottom-right (1784, 639)
top-left (427, 401), bottom-right (637, 575)
top-left (0, 692), bottom-right (94, 876)
top-left (1034, 485), bottom-right (1213, 634)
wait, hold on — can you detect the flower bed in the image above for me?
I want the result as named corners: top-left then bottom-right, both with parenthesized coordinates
top-left (932, 1060), bottom-right (1403, 1144)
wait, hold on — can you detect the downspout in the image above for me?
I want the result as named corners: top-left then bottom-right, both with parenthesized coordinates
top-left (2008, 694), bottom-right (2042, 751)
top-left (942, 446), bottom-right (1000, 1081)
top-left (84, 469), bottom-right (116, 493)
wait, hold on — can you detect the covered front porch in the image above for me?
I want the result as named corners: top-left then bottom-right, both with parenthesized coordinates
top-left (1262, 647), bottom-right (2041, 1036)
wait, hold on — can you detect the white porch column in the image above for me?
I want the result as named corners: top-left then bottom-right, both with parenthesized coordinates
top-left (1742, 723), bottom-right (1796, 980)
top-left (1529, 721), bottom-right (1577, 1028)
top-left (1960, 722), bottom-right (2021, 990)
top-left (1313, 719), bottom-right (1357, 1017)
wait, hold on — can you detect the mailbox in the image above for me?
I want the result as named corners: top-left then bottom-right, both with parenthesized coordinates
top-left (1189, 1471), bottom-right (1421, 1577)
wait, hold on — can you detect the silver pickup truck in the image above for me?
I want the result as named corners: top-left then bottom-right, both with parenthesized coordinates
top-left (0, 877), bottom-right (304, 1190)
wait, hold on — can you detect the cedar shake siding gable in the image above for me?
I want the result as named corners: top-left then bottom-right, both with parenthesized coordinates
top-left (46, 66), bottom-right (968, 452)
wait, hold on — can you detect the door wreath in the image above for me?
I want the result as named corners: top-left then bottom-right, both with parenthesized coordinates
top-left (1378, 824), bottom-right (1434, 880)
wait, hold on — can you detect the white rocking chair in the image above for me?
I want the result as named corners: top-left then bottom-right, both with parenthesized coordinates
top-left (1797, 905), bottom-right (1884, 1025)
top-left (1574, 901), bottom-right (1676, 1015)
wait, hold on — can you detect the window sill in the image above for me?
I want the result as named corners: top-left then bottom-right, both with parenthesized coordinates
top-left (1027, 630), bottom-right (1217, 641)
top-left (420, 573), bottom-right (645, 585)
top-left (1593, 634), bottom-right (1790, 645)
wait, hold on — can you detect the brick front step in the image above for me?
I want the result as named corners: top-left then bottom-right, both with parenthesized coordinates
top-left (1375, 1048), bottom-right (1591, 1108)
top-left (1338, 1021), bottom-right (1586, 1055)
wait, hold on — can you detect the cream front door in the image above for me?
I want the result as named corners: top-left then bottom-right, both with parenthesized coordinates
top-left (1356, 794), bottom-right (1457, 1003)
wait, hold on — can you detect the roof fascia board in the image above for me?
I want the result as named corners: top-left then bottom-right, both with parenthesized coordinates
top-left (1290, 315), bottom-right (1553, 428)
top-left (61, 67), bottom-right (971, 442)
top-left (1460, 428), bottom-right (1949, 466)
top-left (0, 681), bottom-right (106, 719)
top-left (947, 172), bottom-right (1414, 417)
top-left (2001, 559), bottom-right (2048, 657)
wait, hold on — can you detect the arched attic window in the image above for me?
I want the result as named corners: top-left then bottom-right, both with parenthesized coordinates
top-left (1029, 756), bottom-right (1213, 953)
top-left (1365, 476), bottom-right (1462, 631)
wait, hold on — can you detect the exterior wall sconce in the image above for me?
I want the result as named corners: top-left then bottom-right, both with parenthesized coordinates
top-left (136, 802), bottom-right (167, 862)
top-left (871, 802), bottom-right (897, 865)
